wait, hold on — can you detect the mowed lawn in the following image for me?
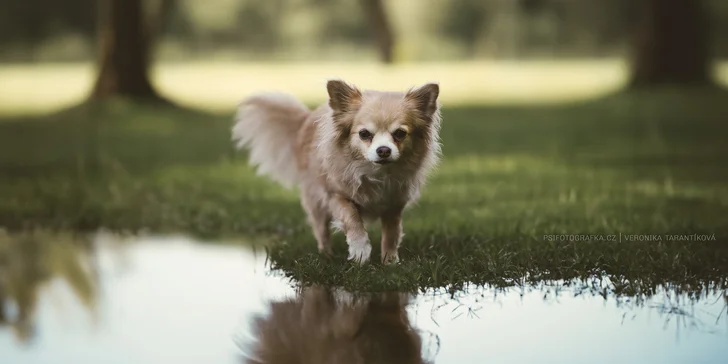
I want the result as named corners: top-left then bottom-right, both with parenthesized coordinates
top-left (1, 62), bottom-right (727, 292)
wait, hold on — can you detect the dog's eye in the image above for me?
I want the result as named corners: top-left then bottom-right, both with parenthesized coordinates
top-left (392, 129), bottom-right (407, 141)
top-left (358, 129), bottom-right (372, 140)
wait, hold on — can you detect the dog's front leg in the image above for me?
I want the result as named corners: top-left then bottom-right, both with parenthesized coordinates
top-left (381, 208), bottom-right (404, 264)
top-left (330, 195), bottom-right (371, 264)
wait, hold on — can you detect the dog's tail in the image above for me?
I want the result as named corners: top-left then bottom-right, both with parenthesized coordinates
top-left (232, 92), bottom-right (311, 189)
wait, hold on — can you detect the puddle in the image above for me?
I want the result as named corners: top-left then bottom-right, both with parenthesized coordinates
top-left (1, 234), bottom-right (726, 364)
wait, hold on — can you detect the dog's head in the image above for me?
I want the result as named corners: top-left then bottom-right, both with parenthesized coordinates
top-left (325, 80), bottom-right (441, 167)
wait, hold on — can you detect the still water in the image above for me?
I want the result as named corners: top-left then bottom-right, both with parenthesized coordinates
top-left (1, 234), bottom-right (726, 364)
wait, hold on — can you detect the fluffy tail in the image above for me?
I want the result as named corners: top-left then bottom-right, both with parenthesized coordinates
top-left (232, 92), bottom-right (311, 189)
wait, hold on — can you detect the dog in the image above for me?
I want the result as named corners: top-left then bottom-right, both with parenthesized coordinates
top-left (242, 286), bottom-right (427, 364)
top-left (232, 80), bottom-right (442, 264)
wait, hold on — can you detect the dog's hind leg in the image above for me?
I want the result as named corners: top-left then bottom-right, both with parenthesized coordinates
top-left (381, 208), bottom-right (404, 265)
top-left (301, 191), bottom-right (332, 254)
top-left (311, 212), bottom-right (332, 254)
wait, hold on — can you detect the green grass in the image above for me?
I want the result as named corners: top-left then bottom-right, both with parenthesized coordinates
top-left (1, 89), bottom-right (728, 293)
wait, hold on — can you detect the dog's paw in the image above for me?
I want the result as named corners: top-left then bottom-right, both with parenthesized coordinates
top-left (318, 245), bottom-right (333, 256)
top-left (347, 235), bottom-right (372, 264)
top-left (381, 251), bottom-right (400, 265)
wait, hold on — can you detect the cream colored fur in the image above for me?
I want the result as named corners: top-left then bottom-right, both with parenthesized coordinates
top-left (233, 92), bottom-right (310, 189)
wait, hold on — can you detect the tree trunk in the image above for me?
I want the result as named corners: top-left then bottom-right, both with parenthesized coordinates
top-left (630, 0), bottom-right (712, 87)
top-left (90, 0), bottom-right (162, 100)
top-left (360, 0), bottom-right (395, 64)
top-left (147, 0), bottom-right (177, 50)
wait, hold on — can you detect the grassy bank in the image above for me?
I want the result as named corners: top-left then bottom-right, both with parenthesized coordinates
top-left (1, 86), bottom-right (728, 291)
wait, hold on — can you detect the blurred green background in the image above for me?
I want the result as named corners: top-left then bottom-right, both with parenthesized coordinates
top-left (1, 0), bottom-right (728, 113)
top-left (1, 0), bottom-right (727, 290)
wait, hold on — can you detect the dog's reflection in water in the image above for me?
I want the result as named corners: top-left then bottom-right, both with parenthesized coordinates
top-left (243, 286), bottom-right (429, 364)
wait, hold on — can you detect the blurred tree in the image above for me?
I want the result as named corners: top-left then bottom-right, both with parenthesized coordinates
top-left (90, 0), bottom-right (175, 101)
top-left (360, 0), bottom-right (395, 63)
top-left (147, 0), bottom-right (177, 49)
top-left (441, 0), bottom-right (488, 57)
top-left (235, 0), bottom-right (285, 52)
top-left (519, 0), bottom-right (546, 13)
top-left (3, 0), bottom-right (728, 63)
top-left (315, 0), bottom-right (370, 44)
top-left (630, 0), bottom-right (713, 87)
top-left (0, 0), bottom-right (95, 61)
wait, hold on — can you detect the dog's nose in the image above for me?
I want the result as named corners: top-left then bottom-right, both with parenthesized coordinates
top-left (376, 146), bottom-right (391, 158)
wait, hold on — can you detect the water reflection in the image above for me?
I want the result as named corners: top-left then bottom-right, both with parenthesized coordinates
top-left (244, 282), bottom-right (727, 364)
top-left (0, 231), bottom-right (97, 344)
top-left (242, 286), bottom-right (430, 364)
top-left (0, 233), bottom-right (726, 364)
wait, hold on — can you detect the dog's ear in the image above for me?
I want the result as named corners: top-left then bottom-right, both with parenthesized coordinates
top-left (406, 83), bottom-right (439, 119)
top-left (327, 80), bottom-right (362, 113)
